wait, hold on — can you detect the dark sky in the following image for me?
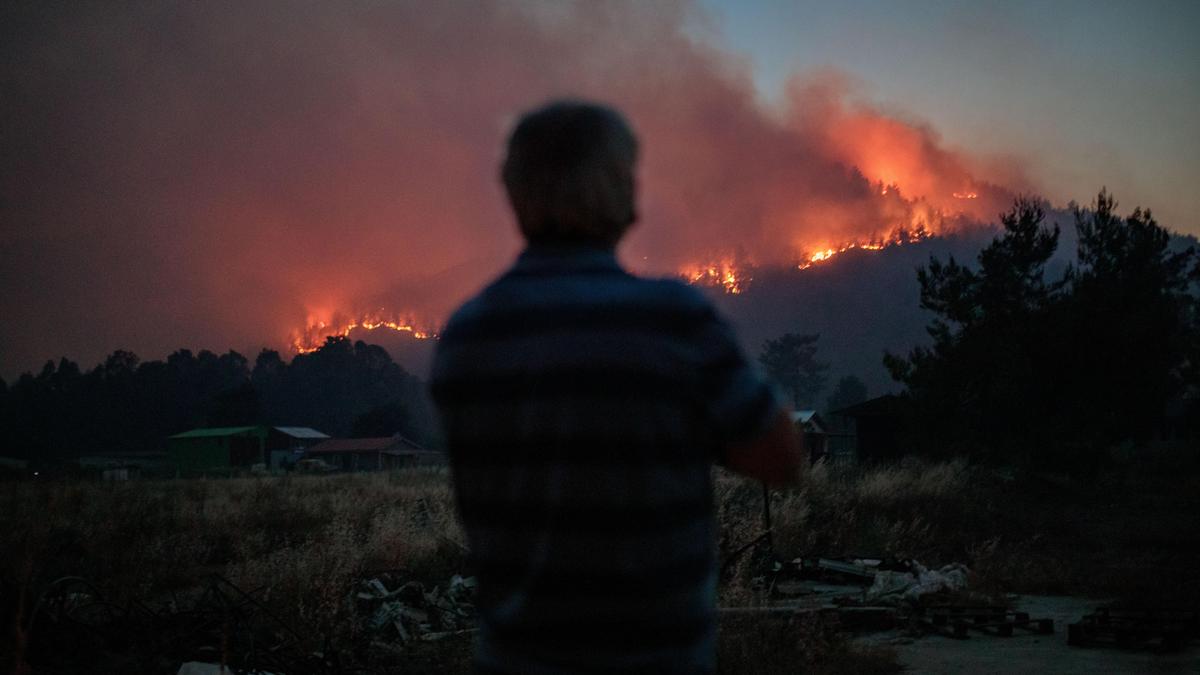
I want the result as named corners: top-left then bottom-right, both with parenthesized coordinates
top-left (3, 1), bottom-right (1175, 378)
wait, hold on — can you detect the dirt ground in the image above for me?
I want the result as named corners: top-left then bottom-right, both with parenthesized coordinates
top-left (859, 595), bottom-right (1200, 674)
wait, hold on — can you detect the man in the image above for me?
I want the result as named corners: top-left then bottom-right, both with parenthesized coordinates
top-left (431, 100), bottom-right (801, 674)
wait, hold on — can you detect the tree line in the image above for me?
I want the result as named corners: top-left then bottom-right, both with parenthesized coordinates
top-left (4, 189), bottom-right (1194, 469)
top-left (0, 337), bottom-right (437, 462)
top-left (755, 189), bottom-right (1198, 470)
top-left (884, 190), bottom-right (1198, 468)
top-left (757, 332), bottom-right (869, 413)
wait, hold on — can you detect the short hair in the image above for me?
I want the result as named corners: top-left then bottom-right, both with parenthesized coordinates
top-left (501, 100), bottom-right (639, 246)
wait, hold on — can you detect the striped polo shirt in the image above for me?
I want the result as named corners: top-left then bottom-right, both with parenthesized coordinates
top-left (430, 244), bottom-right (777, 674)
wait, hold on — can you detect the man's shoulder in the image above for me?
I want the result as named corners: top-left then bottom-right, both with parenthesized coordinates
top-left (631, 275), bottom-right (714, 307)
top-left (590, 273), bottom-right (715, 312)
top-left (446, 271), bottom-right (714, 330)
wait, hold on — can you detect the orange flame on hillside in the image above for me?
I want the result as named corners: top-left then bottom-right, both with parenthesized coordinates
top-left (796, 225), bottom-right (932, 270)
top-left (683, 226), bottom-right (933, 293)
top-left (682, 176), bottom-right (955, 292)
top-left (681, 260), bottom-right (747, 294)
top-left (291, 310), bottom-right (436, 354)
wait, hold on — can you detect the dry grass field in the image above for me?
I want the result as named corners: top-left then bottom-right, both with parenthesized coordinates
top-left (3, 454), bottom-right (1197, 673)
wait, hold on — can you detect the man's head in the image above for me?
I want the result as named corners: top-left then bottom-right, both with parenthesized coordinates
top-left (502, 100), bottom-right (639, 248)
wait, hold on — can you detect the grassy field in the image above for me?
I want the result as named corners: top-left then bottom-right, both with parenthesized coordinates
top-left (3, 454), bottom-right (1197, 673)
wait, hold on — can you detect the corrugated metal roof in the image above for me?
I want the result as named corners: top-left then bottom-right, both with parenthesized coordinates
top-left (828, 394), bottom-right (901, 418)
top-left (306, 433), bottom-right (427, 454)
top-left (170, 425), bottom-right (330, 440)
top-left (791, 410), bottom-right (827, 434)
top-left (169, 426), bottom-right (258, 439)
top-left (274, 426), bottom-right (330, 439)
top-left (306, 437), bottom-right (397, 453)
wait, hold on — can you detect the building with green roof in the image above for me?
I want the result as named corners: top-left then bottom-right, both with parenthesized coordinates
top-left (167, 425), bottom-right (329, 473)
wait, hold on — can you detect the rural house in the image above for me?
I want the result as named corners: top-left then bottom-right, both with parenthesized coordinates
top-left (826, 395), bottom-right (904, 463)
top-left (791, 410), bottom-right (829, 464)
top-left (302, 433), bottom-right (443, 471)
top-left (167, 425), bottom-right (329, 473)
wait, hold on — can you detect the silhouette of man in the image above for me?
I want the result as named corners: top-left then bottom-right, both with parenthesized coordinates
top-left (431, 100), bottom-right (802, 674)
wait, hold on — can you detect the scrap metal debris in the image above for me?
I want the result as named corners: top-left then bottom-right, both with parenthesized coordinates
top-left (806, 558), bottom-right (879, 582)
top-left (745, 555), bottom-right (1062, 644)
top-left (767, 557), bottom-right (970, 605)
top-left (177, 662), bottom-right (278, 675)
top-left (355, 572), bottom-right (478, 644)
top-left (866, 562), bottom-right (970, 604)
top-left (766, 557), bottom-right (904, 591)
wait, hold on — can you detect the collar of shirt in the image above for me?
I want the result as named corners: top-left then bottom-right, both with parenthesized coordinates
top-left (513, 244), bottom-right (623, 275)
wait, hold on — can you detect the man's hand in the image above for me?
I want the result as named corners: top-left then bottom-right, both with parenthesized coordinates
top-left (724, 408), bottom-right (804, 486)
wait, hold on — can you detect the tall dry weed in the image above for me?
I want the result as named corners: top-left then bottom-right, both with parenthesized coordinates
top-left (0, 469), bottom-right (466, 651)
top-left (718, 457), bottom-right (974, 583)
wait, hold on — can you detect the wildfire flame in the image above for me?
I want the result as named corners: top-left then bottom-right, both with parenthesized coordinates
top-left (291, 310), bottom-right (435, 354)
top-left (681, 260), bottom-right (747, 294)
top-left (795, 227), bottom-right (931, 270)
top-left (682, 182), bottom-right (957, 291)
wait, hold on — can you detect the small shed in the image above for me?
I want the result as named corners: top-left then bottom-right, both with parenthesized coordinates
top-left (168, 426), bottom-right (329, 473)
top-left (827, 395), bottom-right (905, 463)
top-left (268, 426), bottom-right (334, 469)
top-left (791, 410), bottom-right (829, 464)
top-left (303, 434), bottom-right (443, 471)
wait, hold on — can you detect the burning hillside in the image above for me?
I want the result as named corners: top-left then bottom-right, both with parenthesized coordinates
top-left (679, 178), bottom-right (957, 296)
top-left (282, 63), bottom-right (1015, 350)
top-left (291, 166), bottom-right (996, 350)
top-left (290, 311), bottom-right (436, 354)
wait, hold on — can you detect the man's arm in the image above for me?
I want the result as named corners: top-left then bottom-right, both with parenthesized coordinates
top-left (724, 407), bottom-right (804, 487)
top-left (684, 288), bottom-right (805, 485)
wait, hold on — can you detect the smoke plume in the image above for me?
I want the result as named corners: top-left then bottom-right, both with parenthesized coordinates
top-left (0, 1), bottom-right (1029, 374)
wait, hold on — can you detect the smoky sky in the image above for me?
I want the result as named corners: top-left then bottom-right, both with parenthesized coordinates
top-left (0, 1), bottom-right (1027, 377)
